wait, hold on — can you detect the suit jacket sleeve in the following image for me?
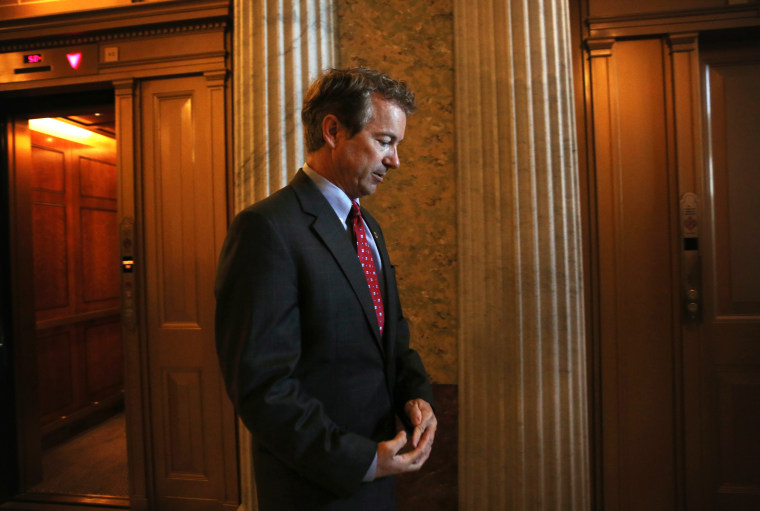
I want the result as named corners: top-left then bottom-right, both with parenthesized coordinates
top-left (214, 207), bottom-right (377, 498)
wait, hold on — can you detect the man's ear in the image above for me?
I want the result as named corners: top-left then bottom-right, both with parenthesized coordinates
top-left (322, 114), bottom-right (342, 148)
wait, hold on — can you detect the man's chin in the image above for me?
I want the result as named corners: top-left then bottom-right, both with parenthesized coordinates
top-left (358, 183), bottom-right (379, 197)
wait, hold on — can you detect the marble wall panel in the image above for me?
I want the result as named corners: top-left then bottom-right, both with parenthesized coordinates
top-left (336, 0), bottom-right (457, 384)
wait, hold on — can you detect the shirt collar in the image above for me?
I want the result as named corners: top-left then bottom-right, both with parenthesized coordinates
top-left (303, 163), bottom-right (358, 226)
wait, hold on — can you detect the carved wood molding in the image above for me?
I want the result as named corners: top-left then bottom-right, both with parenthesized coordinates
top-left (0, 19), bottom-right (229, 54)
top-left (587, 38), bottom-right (615, 58)
top-left (0, 0), bottom-right (230, 41)
top-left (587, 5), bottom-right (760, 39)
top-left (668, 32), bottom-right (699, 53)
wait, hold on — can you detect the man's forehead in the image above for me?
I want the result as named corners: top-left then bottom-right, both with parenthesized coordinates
top-left (369, 94), bottom-right (404, 112)
top-left (367, 97), bottom-right (406, 126)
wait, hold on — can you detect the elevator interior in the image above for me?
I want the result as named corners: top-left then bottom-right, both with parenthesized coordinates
top-left (1, 92), bottom-right (129, 509)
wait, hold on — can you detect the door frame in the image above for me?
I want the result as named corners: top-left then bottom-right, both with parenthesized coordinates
top-left (0, 112), bottom-right (17, 503)
top-left (2, 105), bottom-right (41, 499)
top-left (0, 5), bottom-right (234, 509)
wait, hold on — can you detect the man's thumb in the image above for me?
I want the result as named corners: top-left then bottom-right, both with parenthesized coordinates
top-left (389, 430), bottom-right (407, 452)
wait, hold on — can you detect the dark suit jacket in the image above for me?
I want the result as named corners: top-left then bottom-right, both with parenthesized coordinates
top-left (215, 170), bottom-right (434, 510)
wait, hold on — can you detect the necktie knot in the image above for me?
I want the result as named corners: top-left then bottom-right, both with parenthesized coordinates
top-left (349, 201), bottom-right (362, 223)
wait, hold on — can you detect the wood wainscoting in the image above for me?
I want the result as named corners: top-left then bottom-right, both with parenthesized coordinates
top-left (29, 129), bottom-right (123, 443)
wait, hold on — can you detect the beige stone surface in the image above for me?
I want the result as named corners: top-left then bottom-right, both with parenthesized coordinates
top-left (454, 0), bottom-right (589, 509)
top-left (336, 0), bottom-right (457, 384)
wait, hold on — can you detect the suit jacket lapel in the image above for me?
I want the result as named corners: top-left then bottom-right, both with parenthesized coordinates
top-left (290, 170), bottom-right (384, 347)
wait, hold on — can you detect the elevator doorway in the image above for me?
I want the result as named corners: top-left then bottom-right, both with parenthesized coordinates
top-left (0, 3), bottom-right (238, 505)
top-left (584, 30), bottom-right (760, 511)
top-left (2, 91), bottom-right (129, 509)
top-left (2, 70), bottom-right (239, 510)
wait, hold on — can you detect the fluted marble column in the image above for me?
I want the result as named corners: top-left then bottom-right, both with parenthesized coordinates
top-left (233, 0), bottom-right (336, 211)
top-left (455, 0), bottom-right (590, 509)
top-left (232, 2), bottom-right (336, 509)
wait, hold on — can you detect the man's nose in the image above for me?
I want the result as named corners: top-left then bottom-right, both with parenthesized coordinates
top-left (384, 148), bottom-right (400, 169)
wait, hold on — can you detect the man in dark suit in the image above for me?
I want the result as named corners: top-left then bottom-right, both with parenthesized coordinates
top-left (215, 67), bottom-right (437, 510)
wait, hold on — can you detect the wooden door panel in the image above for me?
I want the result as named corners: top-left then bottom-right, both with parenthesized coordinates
top-left (164, 369), bottom-right (206, 475)
top-left (702, 48), bottom-right (760, 509)
top-left (36, 328), bottom-right (75, 422)
top-left (30, 144), bottom-right (66, 193)
top-left (77, 147), bottom-right (119, 313)
top-left (153, 94), bottom-right (201, 326)
top-left (80, 206), bottom-right (120, 305)
top-left (141, 75), bottom-right (236, 509)
top-left (84, 317), bottom-right (123, 399)
top-left (590, 37), bottom-right (679, 510)
top-left (31, 202), bottom-right (69, 313)
top-left (717, 372), bottom-right (760, 483)
top-left (79, 155), bottom-right (117, 200)
top-left (30, 138), bottom-right (74, 323)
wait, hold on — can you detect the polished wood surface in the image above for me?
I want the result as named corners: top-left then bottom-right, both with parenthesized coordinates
top-left (589, 0), bottom-right (734, 18)
top-left (2, 3), bottom-right (236, 508)
top-left (589, 37), bottom-right (679, 510)
top-left (585, 0), bottom-right (760, 39)
top-left (140, 74), bottom-right (236, 508)
top-left (582, 8), bottom-right (760, 510)
top-left (29, 130), bottom-right (122, 431)
top-left (35, 329), bottom-right (74, 421)
top-left (699, 40), bottom-right (760, 510)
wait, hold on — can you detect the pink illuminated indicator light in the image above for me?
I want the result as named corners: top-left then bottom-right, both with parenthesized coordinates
top-left (66, 52), bottom-right (82, 69)
top-left (24, 54), bottom-right (43, 64)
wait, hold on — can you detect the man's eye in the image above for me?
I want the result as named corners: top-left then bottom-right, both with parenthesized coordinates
top-left (378, 139), bottom-right (391, 146)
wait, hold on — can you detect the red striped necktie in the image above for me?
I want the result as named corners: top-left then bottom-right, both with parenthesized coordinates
top-left (349, 201), bottom-right (384, 335)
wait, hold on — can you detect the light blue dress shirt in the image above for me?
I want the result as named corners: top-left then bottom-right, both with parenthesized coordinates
top-left (302, 164), bottom-right (383, 273)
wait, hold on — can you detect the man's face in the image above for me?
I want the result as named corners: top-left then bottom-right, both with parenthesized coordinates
top-left (331, 95), bottom-right (407, 199)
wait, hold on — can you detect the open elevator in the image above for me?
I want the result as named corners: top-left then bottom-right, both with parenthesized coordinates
top-left (0, 2), bottom-right (238, 510)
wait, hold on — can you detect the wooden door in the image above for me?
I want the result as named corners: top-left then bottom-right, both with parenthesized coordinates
top-left (586, 33), bottom-right (760, 510)
top-left (138, 74), bottom-right (237, 510)
top-left (690, 38), bottom-right (760, 510)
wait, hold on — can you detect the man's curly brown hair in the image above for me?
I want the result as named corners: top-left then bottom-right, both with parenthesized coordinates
top-left (301, 67), bottom-right (417, 153)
